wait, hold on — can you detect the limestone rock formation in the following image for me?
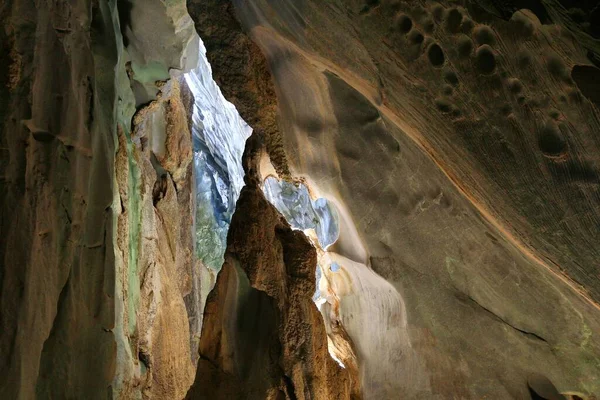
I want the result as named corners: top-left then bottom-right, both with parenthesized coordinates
top-left (115, 77), bottom-right (196, 399)
top-left (187, 0), bottom-right (600, 398)
top-left (2, 0), bottom-right (600, 399)
top-left (0, 1), bottom-right (121, 397)
top-left (0, 0), bottom-right (199, 398)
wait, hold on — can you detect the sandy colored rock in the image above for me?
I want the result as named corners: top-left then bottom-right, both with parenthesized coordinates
top-left (115, 76), bottom-right (196, 399)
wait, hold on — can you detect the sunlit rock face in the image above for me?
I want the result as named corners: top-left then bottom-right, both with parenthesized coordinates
top-left (115, 76), bottom-right (196, 399)
top-left (263, 176), bottom-right (339, 249)
top-left (262, 175), bottom-right (426, 396)
top-left (262, 176), bottom-right (357, 371)
top-left (110, 1), bottom-right (204, 397)
top-left (317, 252), bottom-right (428, 397)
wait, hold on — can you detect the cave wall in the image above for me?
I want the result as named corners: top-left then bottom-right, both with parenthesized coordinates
top-left (114, 76), bottom-right (196, 399)
top-left (2, 0), bottom-right (600, 398)
top-left (0, 1), bottom-right (121, 397)
top-left (0, 0), bottom-right (199, 398)
top-left (188, 0), bottom-right (600, 398)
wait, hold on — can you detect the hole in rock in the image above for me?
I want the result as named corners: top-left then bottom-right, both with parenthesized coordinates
top-left (428, 43), bottom-right (445, 67)
top-left (183, 36), bottom-right (350, 373)
top-left (475, 45), bottom-right (496, 74)
top-left (183, 39), bottom-right (251, 343)
top-left (263, 176), bottom-right (340, 250)
top-left (330, 262), bottom-right (341, 272)
top-left (445, 8), bottom-right (463, 33)
top-left (538, 122), bottom-right (566, 156)
top-left (395, 14), bottom-right (413, 34)
top-left (185, 39), bottom-right (251, 272)
top-left (138, 351), bottom-right (150, 372)
top-left (571, 65), bottom-right (600, 107)
top-left (262, 176), bottom-right (346, 367)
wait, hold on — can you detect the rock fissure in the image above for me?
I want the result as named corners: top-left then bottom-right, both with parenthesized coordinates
top-left (464, 291), bottom-right (549, 343)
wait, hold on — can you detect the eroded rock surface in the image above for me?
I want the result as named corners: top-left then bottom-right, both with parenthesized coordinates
top-left (3, 0), bottom-right (600, 398)
top-left (188, 0), bottom-right (600, 398)
top-left (1, 0), bottom-right (198, 398)
top-left (0, 1), bottom-right (120, 398)
top-left (115, 77), bottom-right (196, 399)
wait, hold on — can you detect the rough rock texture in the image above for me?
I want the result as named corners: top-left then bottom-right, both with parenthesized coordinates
top-left (187, 0), bottom-right (290, 179)
top-left (0, 1), bottom-right (120, 398)
top-left (113, 0), bottom-right (201, 395)
top-left (186, 135), bottom-right (360, 400)
top-left (3, 0), bottom-right (600, 398)
top-left (115, 77), bottom-right (195, 399)
top-left (189, 0), bottom-right (600, 398)
top-left (0, 0), bottom-right (198, 398)
top-left (119, 0), bottom-right (200, 105)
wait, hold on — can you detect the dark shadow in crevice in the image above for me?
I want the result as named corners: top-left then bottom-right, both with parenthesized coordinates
top-left (527, 373), bottom-right (566, 400)
top-left (465, 0), bottom-right (552, 24)
top-left (116, 0), bottom-right (133, 47)
top-left (571, 65), bottom-right (600, 107)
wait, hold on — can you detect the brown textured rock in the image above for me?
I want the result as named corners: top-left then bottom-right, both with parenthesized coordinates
top-left (0, 0), bottom-right (118, 397)
top-left (1, 0), bottom-right (197, 398)
top-left (116, 77), bottom-right (195, 398)
top-left (186, 137), bottom-right (360, 399)
top-left (186, 0), bottom-right (291, 179)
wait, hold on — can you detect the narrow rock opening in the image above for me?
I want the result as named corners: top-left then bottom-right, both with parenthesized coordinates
top-left (262, 176), bottom-right (339, 250)
top-left (185, 39), bottom-right (250, 271)
top-left (262, 175), bottom-right (350, 367)
top-left (183, 38), bottom-right (251, 355)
